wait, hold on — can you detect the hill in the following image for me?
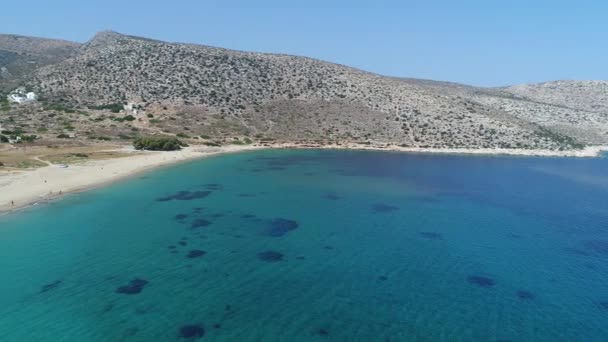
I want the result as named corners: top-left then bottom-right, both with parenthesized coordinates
top-left (1, 30), bottom-right (606, 151)
top-left (0, 34), bottom-right (80, 88)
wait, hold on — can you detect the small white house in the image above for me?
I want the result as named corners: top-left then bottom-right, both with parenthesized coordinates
top-left (8, 136), bottom-right (21, 144)
top-left (8, 94), bottom-right (25, 104)
top-left (6, 87), bottom-right (37, 104)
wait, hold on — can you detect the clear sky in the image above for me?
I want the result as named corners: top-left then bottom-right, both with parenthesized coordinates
top-left (1, 0), bottom-right (606, 86)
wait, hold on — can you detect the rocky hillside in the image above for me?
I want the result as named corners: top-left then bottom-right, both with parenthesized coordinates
top-left (0, 34), bottom-right (80, 87)
top-left (1, 31), bottom-right (606, 150)
top-left (502, 81), bottom-right (608, 114)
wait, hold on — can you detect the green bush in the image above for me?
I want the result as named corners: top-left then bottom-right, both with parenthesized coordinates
top-left (0, 135), bottom-right (8, 143)
top-left (89, 103), bottom-right (123, 113)
top-left (133, 136), bottom-right (184, 151)
top-left (44, 103), bottom-right (76, 113)
top-left (21, 135), bottom-right (37, 142)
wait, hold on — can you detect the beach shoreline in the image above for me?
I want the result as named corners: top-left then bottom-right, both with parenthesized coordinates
top-left (1, 143), bottom-right (606, 214)
top-left (0, 144), bottom-right (265, 214)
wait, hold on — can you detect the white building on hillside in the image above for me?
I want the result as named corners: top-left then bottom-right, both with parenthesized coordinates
top-left (7, 87), bottom-right (37, 104)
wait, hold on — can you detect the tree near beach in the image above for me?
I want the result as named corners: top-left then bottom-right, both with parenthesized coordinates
top-left (133, 136), bottom-right (185, 151)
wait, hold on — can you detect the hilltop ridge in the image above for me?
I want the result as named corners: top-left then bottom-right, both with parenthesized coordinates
top-left (1, 30), bottom-right (606, 151)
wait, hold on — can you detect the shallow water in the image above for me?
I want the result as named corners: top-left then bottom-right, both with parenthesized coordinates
top-left (1, 149), bottom-right (607, 341)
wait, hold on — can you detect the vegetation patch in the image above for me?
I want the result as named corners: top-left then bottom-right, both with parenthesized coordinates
top-left (88, 103), bottom-right (124, 113)
top-left (133, 136), bottom-right (185, 151)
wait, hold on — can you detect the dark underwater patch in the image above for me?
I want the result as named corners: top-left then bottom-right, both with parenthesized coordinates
top-left (238, 193), bottom-right (256, 197)
top-left (378, 276), bottom-right (388, 281)
top-left (116, 278), bottom-right (149, 295)
top-left (157, 191), bottom-right (211, 202)
top-left (581, 240), bottom-right (608, 256)
top-left (203, 183), bottom-right (223, 190)
top-left (258, 250), bottom-right (284, 262)
top-left (174, 214), bottom-right (189, 221)
top-left (191, 219), bottom-right (212, 229)
top-left (419, 232), bottom-right (442, 240)
top-left (467, 275), bottom-right (495, 288)
top-left (266, 218), bottom-right (299, 237)
top-left (372, 203), bottom-right (399, 213)
top-left (317, 328), bottom-right (329, 337)
top-left (517, 290), bottom-right (535, 300)
top-left (598, 302), bottom-right (608, 310)
top-left (40, 280), bottom-right (62, 293)
top-left (178, 241), bottom-right (187, 246)
top-left (324, 193), bottom-right (341, 200)
top-left (179, 324), bottom-right (205, 339)
top-left (187, 250), bottom-right (206, 258)
top-left (240, 214), bottom-right (256, 219)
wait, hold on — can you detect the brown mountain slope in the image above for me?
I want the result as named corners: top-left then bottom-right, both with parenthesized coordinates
top-left (0, 34), bottom-right (80, 88)
top-left (1, 31), bottom-right (605, 150)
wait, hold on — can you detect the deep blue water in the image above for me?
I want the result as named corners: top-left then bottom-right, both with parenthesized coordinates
top-left (1, 149), bottom-right (607, 341)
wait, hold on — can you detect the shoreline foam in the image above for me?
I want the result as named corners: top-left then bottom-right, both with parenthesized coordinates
top-left (1, 143), bottom-right (606, 214)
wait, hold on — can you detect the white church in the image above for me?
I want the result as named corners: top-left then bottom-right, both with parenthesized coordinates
top-left (7, 87), bottom-right (38, 104)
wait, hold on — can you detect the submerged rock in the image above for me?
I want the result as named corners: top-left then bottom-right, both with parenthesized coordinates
top-left (203, 183), bottom-right (223, 190)
top-left (258, 250), bottom-right (284, 262)
top-left (116, 278), bottom-right (149, 295)
top-left (324, 193), bottom-right (341, 200)
top-left (467, 275), bottom-right (495, 288)
top-left (191, 219), bottom-right (212, 229)
top-left (419, 232), bottom-right (442, 240)
top-left (174, 214), bottom-right (189, 221)
top-left (179, 324), bottom-right (205, 339)
top-left (40, 280), bottom-right (62, 293)
top-left (372, 203), bottom-right (399, 213)
top-left (157, 191), bottom-right (211, 202)
top-left (267, 218), bottom-right (299, 237)
top-left (187, 250), bottom-right (206, 258)
top-left (517, 290), bottom-right (535, 300)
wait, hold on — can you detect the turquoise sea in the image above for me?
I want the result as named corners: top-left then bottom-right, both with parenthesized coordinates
top-left (1, 149), bottom-right (607, 341)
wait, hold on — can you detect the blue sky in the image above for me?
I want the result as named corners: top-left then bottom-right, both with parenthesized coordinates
top-left (1, 0), bottom-right (606, 86)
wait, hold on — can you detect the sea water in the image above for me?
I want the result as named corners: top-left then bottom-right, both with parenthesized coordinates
top-left (0, 149), bottom-right (607, 341)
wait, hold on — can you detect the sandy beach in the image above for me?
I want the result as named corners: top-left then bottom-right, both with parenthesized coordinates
top-left (0, 144), bottom-right (264, 213)
top-left (0, 143), bottom-right (606, 213)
